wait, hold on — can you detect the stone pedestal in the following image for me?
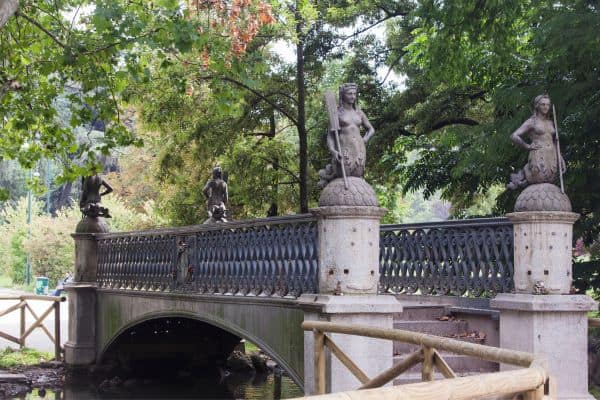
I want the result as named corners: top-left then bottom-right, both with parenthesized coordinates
top-left (64, 283), bottom-right (97, 364)
top-left (72, 233), bottom-right (101, 283)
top-left (299, 295), bottom-right (402, 395)
top-left (311, 206), bottom-right (386, 295)
top-left (507, 211), bottom-right (579, 294)
top-left (492, 294), bottom-right (597, 400)
top-left (66, 219), bottom-right (105, 366)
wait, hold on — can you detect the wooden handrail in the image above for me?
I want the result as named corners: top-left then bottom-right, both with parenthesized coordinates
top-left (0, 295), bottom-right (64, 361)
top-left (302, 321), bottom-right (535, 367)
top-left (302, 321), bottom-right (547, 399)
top-left (296, 366), bottom-right (547, 400)
top-left (589, 318), bottom-right (600, 328)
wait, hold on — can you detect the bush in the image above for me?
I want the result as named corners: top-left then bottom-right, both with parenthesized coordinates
top-left (9, 231), bottom-right (28, 284)
top-left (0, 195), bottom-right (165, 287)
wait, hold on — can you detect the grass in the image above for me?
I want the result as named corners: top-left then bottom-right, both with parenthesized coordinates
top-left (591, 385), bottom-right (600, 400)
top-left (0, 347), bottom-right (53, 369)
top-left (244, 340), bottom-right (260, 354)
top-left (0, 274), bottom-right (38, 293)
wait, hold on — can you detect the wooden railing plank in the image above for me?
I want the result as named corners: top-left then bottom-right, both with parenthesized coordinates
top-left (359, 349), bottom-right (423, 389)
top-left (302, 321), bottom-right (534, 367)
top-left (22, 303), bottom-right (54, 342)
top-left (24, 303), bottom-right (55, 343)
top-left (324, 335), bottom-right (370, 384)
top-left (433, 350), bottom-right (457, 379)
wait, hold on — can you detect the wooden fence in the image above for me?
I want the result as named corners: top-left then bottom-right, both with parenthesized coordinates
top-left (300, 321), bottom-right (552, 400)
top-left (0, 295), bottom-right (65, 360)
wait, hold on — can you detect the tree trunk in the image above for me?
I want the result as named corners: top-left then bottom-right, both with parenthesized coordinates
top-left (295, 3), bottom-right (308, 214)
top-left (0, 0), bottom-right (19, 29)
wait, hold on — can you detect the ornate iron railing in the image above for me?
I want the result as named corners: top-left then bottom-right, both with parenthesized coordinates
top-left (96, 214), bottom-right (318, 298)
top-left (379, 218), bottom-right (514, 296)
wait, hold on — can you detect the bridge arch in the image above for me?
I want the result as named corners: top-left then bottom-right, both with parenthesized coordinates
top-left (96, 290), bottom-right (305, 388)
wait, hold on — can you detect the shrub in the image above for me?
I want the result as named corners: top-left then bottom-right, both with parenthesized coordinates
top-left (1, 195), bottom-right (165, 287)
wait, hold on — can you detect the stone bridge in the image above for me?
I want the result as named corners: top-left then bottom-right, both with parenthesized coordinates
top-left (64, 212), bottom-right (594, 399)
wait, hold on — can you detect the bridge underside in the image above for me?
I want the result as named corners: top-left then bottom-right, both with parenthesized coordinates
top-left (96, 290), bottom-right (305, 388)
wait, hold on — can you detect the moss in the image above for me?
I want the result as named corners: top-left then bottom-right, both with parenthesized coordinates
top-left (0, 347), bottom-right (53, 369)
top-left (590, 385), bottom-right (600, 399)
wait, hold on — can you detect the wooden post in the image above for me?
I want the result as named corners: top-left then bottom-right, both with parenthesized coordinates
top-left (19, 302), bottom-right (25, 348)
top-left (422, 346), bottom-right (435, 381)
top-left (314, 330), bottom-right (326, 394)
top-left (524, 385), bottom-right (545, 400)
top-left (54, 301), bottom-right (61, 361)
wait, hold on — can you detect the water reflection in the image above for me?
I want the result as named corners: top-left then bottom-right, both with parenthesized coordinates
top-left (21, 372), bottom-right (303, 400)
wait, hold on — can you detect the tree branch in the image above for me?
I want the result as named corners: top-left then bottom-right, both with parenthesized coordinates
top-left (431, 118), bottom-right (479, 131)
top-left (256, 155), bottom-right (300, 184)
top-left (15, 11), bottom-right (67, 48)
top-left (197, 75), bottom-right (299, 126)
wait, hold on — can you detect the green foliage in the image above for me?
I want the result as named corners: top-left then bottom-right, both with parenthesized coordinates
top-left (0, 347), bottom-right (53, 369)
top-left (9, 231), bottom-right (27, 284)
top-left (378, 0), bottom-right (600, 246)
top-left (0, 195), bottom-right (164, 287)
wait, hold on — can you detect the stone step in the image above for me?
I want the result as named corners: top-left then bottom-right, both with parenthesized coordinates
top-left (392, 354), bottom-right (498, 375)
top-left (393, 371), bottom-right (485, 386)
top-left (393, 320), bottom-right (469, 337)
top-left (0, 372), bottom-right (28, 383)
top-left (393, 331), bottom-right (486, 355)
top-left (394, 305), bottom-right (450, 321)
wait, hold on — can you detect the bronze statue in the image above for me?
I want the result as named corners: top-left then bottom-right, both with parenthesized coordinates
top-left (507, 94), bottom-right (566, 190)
top-left (318, 83), bottom-right (375, 188)
top-left (203, 166), bottom-right (228, 223)
top-left (79, 173), bottom-right (113, 218)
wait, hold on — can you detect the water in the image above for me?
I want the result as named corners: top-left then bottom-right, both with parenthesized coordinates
top-left (20, 372), bottom-right (303, 400)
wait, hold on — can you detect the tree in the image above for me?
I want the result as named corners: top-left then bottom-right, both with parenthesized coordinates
top-left (375, 0), bottom-right (600, 245)
top-left (0, 0), bottom-right (274, 200)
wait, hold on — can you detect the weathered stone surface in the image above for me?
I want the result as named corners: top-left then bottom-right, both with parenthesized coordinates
top-left (507, 211), bottom-right (579, 294)
top-left (492, 294), bottom-right (597, 400)
top-left (318, 177), bottom-right (378, 207)
top-left (514, 183), bottom-right (571, 212)
top-left (75, 217), bottom-right (109, 233)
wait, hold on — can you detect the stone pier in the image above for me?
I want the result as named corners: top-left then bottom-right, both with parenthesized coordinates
top-left (301, 177), bottom-right (402, 395)
top-left (492, 184), bottom-right (597, 400)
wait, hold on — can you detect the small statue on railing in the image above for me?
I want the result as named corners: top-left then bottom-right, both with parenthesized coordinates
top-left (79, 173), bottom-right (113, 218)
top-left (506, 94), bottom-right (571, 212)
top-left (203, 166), bottom-right (228, 224)
top-left (76, 169), bottom-right (113, 233)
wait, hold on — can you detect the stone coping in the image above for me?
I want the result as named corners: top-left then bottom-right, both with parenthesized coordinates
top-left (506, 211), bottom-right (579, 224)
top-left (96, 288), bottom-right (304, 308)
top-left (310, 206), bottom-right (387, 219)
top-left (491, 293), bottom-right (597, 312)
top-left (297, 294), bottom-right (402, 314)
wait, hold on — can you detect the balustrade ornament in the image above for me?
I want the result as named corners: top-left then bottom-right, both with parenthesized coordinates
top-left (379, 218), bottom-right (514, 296)
top-left (96, 215), bottom-right (318, 298)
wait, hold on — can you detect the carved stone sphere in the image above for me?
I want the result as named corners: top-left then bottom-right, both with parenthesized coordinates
top-left (514, 183), bottom-right (572, 212)
top-left (76, 217), bottom-right (110, 233)
top-left (319, 177), bottom-right (379, 207)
